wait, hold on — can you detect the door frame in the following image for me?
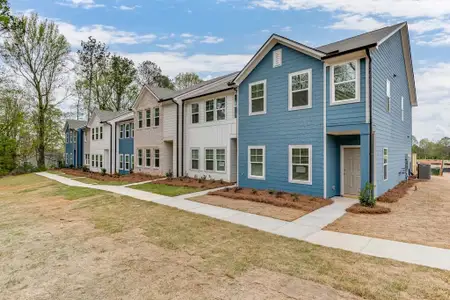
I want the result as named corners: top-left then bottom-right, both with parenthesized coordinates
top-left (340, 145), bottom-right (361, 196)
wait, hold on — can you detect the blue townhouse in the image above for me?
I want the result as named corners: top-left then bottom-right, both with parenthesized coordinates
top-left (116, 115), bottom-right (135, 175)
top-left (232, 22), bottom-right (417, 198)
top-left (64, 120), bottom-right (86, 168)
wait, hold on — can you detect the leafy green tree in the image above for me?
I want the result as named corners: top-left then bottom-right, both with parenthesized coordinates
top-left (137, 60), bottom-right (162, 86)
top-left (0, 0), bottom-right (12, 33)
top-left (155, 74), bottom-right (175, 90)
top-left (1, 13), bottom-right (71, 168)
top-left (109, 55), bottom-right (137, 111)
top-left (174, 72), bottom-right (202, 90)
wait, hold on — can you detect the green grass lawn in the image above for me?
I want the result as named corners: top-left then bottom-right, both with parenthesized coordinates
top-left (130, 183), bottom-right (203, 196)
top-left (75, 177), bottom-right (130, 186)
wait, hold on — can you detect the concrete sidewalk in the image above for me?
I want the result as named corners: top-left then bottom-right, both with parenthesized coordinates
top-left (37, 172), bottom-right (450, 271)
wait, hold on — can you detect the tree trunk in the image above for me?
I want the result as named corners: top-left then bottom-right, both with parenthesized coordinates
top-left (37, 104), bottom-right (46, 169)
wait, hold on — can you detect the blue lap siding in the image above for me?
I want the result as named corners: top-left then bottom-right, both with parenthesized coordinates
top-left (118, 121), bottom-right (134, 174)
top-left (238, 44), bottom-right (324, 197)
top-left (371, 31), bottom-right (413, 197)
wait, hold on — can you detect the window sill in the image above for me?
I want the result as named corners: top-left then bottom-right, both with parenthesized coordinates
top-left (288, 105), bottom-right (312, 111)
top-left (289, 179), bottom-right (312, 185)
top-left (249, 111), bottom-right (266, 116)
top-left (330, 99), bottom-right (360, 106)
top-left (248, 175), bottom-right (265, 180)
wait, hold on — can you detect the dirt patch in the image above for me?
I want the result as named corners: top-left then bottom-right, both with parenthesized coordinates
top-left (157, 177), bottom-right (232, 189)
top-left (377, 179), bottom-right (421, 203)
top-left (189, 195), bottom-right (308, 221)
top-left (209, 188), bottom-right (332, 212)
top-left (326, 176), bottom-right (450, 249)
top-left (346, 204), bottom-right (391, 214)
top-left (59, 168), bottom-right (162, 183)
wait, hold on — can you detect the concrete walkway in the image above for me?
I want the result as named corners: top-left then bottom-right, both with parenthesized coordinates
top-left (37, 172), bottom-right (450, 271)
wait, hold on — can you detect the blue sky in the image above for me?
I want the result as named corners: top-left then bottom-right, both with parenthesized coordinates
top-left (9, 0), bottom-right (450, 140)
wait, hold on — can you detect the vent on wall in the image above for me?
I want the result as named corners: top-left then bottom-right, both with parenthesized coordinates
top-left (273, 49), bottom-right (282, 68)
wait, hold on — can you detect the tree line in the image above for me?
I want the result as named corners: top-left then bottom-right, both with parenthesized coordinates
top-left (0, 0), bottom-right (203, 174)
top-left (412, 136), bottom-right (450, 160)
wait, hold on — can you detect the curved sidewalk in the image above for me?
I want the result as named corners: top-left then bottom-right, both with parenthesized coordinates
top-left (37, 172), bottom-right (450, 271)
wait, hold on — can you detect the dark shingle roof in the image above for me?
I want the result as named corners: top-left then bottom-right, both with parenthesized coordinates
top-left (66, 119), bottom-right (86, 130)
top-left (94, 109), bottom-right (128, 122)
top-left (179, 72), bottom-right (239, 101)
top-left (317, 23), bottom-right (405, 54)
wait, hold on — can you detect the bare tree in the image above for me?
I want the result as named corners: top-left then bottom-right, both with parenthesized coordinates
top-left (174, 72), bottom-right (203, 90)
top-left (1, 13), bottom-right (70, 168)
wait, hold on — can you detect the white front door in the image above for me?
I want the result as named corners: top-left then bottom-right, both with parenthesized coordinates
top-left (343, 147), bottom-right (361, 196)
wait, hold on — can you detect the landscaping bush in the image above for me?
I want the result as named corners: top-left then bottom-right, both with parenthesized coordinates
top-left (82, 165), bottom-right (90, 172)
top-left (359, 182), bottom-right (376, 207)
top-left (431, 168), bottom-right (440, 176)
top-left (101, 168), bottom-right (106, 176)
top-left (165, 170), bottom-right (173, 179)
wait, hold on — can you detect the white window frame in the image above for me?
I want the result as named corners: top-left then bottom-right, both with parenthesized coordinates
top-left (273, 49), bottom-right (282, 68)
top-left (119, 154), bottom-right (124, 170)
top-left (145, 149), bottom-right (151, 167)
top-left (386, 79), bottom-right (391, 112)
top-left (401, 96), bottom-right (404, 121)
top-left (91, 128), bottom-right (94, 141)
top-left (215, 97), bottom-right (226, 121)
top-left (125, 154), bottom-right (130, 171)
top-left (191, 103), bottom-right (199, 124)
top-left (330, 60), bottom-right (360, 105)
top-left (137, 149), bottom-right (143, 167)
top-left (120, 124), bottom-right (124, 139)
top-left (85, 154), bottom-right (89, 165)
top-left (191, 148), bottom-right (200, 170)
top-left (289, 145), bottom-right (312, 185)
top-left (66, 133), bottom-right (69, 143)
top-left (154, 149), bottom-right (160, 168)
top-left (205, 99), bottom-right (215, 122)
top-left (99, 155), bottom-right (103, 168)
top-left (288, 69), bottom-right (312, 110)
top-left (205, 148), bottom-right (215, 171)
top-left (153, 107), bottom-right (160, 127)
top-left (215, 148), bottom-right (226, 172)
top-left (125, 123), bottom-right (130, 138)
top-left (249, 80), bottom-right (267, 116)
top-left (146, 109), bottom-right (151, 127)
top-left (131, 154), bottom-right (135, 170)
top-left (99, 126), bottom-right (103, 140)
top-left (248, 146), bottom-right (265, 180)
top-left (91, 154), bottom-right (94, 167)
top-left (138, 111), bottom-right (143, 128)
top-left (383, 148), bottom-right (389, 181)
top-left (131, 122), bottom-right (134, 137)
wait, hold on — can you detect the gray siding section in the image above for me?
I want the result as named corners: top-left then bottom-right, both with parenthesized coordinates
top-left (372, 31), bottom-right (413, 196)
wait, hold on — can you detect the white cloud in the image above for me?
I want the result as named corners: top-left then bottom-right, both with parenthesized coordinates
top-left (280, 26), bottom-right (292, 32)
top-left (409, 19), bottom-right (450, 46)
top-left (56, 22), bottom-right (157, 46)
top-left (328, 14), bottom-right (386, 31)
top-left (156, 43), bottom-right (188, 51)
top-left (56, 0), bottom-right (105, 9)
top-left (113, 5), bottom-right (141, 11)
top-left (181, 33), bottom-right (194, 38)
top-left (200, 36), bottom-right (224, 44)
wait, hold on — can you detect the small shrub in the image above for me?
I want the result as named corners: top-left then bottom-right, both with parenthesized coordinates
top-left (359, 182), bottom-right (376, 207)
top-left (219, 179), bottom-right (224, 184)
top-left (82, 165), bottom-right (90, 172)
top-left (251, 188), bottom-right (258, 194)
top-left (69, 164), bottom-right (74, 169)
top-left (233, 187), bottom-right (242, 193)
top-left (130, 169), bottom-right (134, 174)
top-left (211, 179), bottom-right (216, 184)
top-left (165, 170), bottom-right (173, 179)
top-left (268, 189), bottom-right (275, 195)
top-left (292, 194), bottom-right (299, 202)
top-left (101, 168), bottom-right (107, 176)
top-left (224, 187), bottom-right (230, 192)
top-left (275, 191), bottom-right (284, 198)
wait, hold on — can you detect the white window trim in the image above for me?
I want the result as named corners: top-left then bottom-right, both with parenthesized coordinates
top-left (145, 149), bottom-right (151, 167)
top-left (215, 97), bottom-right (227, 121)
top-left (191, 103), bottom-right (200, 124)
top-left (249, 80), bottom-right (267, 116)
top-left (383, 148), bottom-right (389, 181)
top-left (120, 124), bottom-right (124, 139)
top-left (119, 154), bottom-right (124, 170)
top-left (386, 79), bottom-right (391, 113)
top-left (137, 149), bottom-right (143, 167)
top-left (289, 145), bottom-right (312, 185)
top-left (288, 69), bottom-right (312, 111)
top-left (154, 148), bottom-right (160, 169)
top-left (146, 109), bottom-right (151, 127)
top-left (330, 60), bottom-right (360, 105)
top-left (273, 49), bottom-right (282, 68)
top-left (401, 96), bottom-right (404, 121)
top-left (138, 111), bottom-right (143, 128)
top-left (204, 148), bottom-right (215, 172)
top-left (125, 123), bottom-right (130, 138)
top-left (125, 154), bottom-right (130, 171)
top-left (131, 154), bottom-right (135, 170)
top-left (215, 148), bottom-right (227, 173)
top-left (190, 148), bottom-right (200, 170)
top-left (153, 107), bottom-right (160, 127)
top-left (205, 99), bottom-right (215, 122)
top-left (248, 145), bottom-right (265, 180)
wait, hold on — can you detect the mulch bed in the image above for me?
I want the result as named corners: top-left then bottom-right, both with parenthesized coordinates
top-left (156, 177), bottom-right (232, 189)
top-left (209, 187), bottom-right (333, 212)
top-left (346, 204), bottom-right (391, 214)
top-left (377, 179), bottom-right (421, 203)
top-left (59, 168), bottom-right (162, 183)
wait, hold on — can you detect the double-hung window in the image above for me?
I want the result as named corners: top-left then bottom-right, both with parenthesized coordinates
top-left (216, 149), bottom-right (226, 172)
top-left (289, 145), bottom-right (312, 185)
top-left (289, 69), bottom-right (312, 110)
top-left (131, 123), bottom-right (134, 137)
top-left (138, 149), bottom-right (143, 167)
top-left (145, 149), bottom-right (151, 167)
top-left (206, 100), bottom-right (214, 122)
top-left (191, 149), bottom-right (199, 170)
top-left (125, 155), bottom-right (130, 171)
top-left (234, 95), bottom-right (237, 118)
top-left (131, 154), bottom-right (135, 170)
top-left (249, 80), bottom-right (266, 115)
top-left (99, 126), bottom-right (103, 139)
top-left (205, 149), bottom-right (214, 171)
top-left (95, 127), bottom-right (99, 140)
top-left (331, 61), bottom-right (359, 104)
top-left (216, 98), bottom-right (226, 120)
top-left (248, 146), bottom-right (265, 179)
top-left (138, 111), bottom-right (143, 128)
top-left (91, 154), bottom-right (94, 167)
top-left (120, 124), bottom-right (124, 139)
top-left (66, 133), bottom-right (69, 143)
top-left (95, 154), bottom-right (99, 168)
top-left (386, 79), bottom-right (391, 112)
top-left (92, 129), bottom-right (94, 141)
top-left (125, 124), bottom-right (130, 138)
top-left (401, 97), bottom-right (404, 121)
top-left (154, 149), bottom-right (160, 168)
top-left (154, 108), bottom-right (160, 127)
top-left (146, 109), bottom-right (151, 127)
top-left (119, 154), bottom-right (124, 170)
top-left (99, 155), bottom-right (103, 168)
top-left (191, 103), bottom-right (199, 124)
top-left (383, 148), bottom-right (389, 181)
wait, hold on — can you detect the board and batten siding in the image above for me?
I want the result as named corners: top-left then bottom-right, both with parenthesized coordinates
top-left (162, 101), bottom-right (178, 176)
top-left (89, 114), bottom-right (112, 173)
top-left (238, 43), bottom-right (324, 196)
top-left (372, 30), bottom-right (413, 196)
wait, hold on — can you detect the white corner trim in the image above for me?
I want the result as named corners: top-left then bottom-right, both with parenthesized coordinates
top-left (323, 64), bottom-right (327, 199)
top-left (248, 145), bottom-right (265, 180)
top-left (340, 145), bottom-right (361, 196)
top-left (288, 145), bottom-right (313, 185)
top-left (248, 80), bottom-right (267, 116)
top-left (330, 60), bottom-right (361, 106)
top-left (288, 68), bottom-right (313, 111)
top-left (365, 58), bottom-right (370, 123)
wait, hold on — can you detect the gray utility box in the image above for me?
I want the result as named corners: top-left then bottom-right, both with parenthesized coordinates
top-left (417, 164), bottom-right (431, 180)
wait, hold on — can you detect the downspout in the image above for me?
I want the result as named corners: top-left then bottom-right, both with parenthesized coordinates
top-left (365, 48), bottom-right (374, 185)
top-left (103, 121), bottom-right (113, 174)
top-left (114, 123), bottom-right (118, 174)
top-left (170, 99), bottom-right (180, 177)
top-left (181, 101), bottom-right (185, 177)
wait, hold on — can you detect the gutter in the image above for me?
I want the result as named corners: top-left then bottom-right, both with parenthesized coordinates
top-left (181, 87), bottom-right (235, 102)
top-left (322, 43), bottom-right (377, 60)
top-left (170, 99), bottom-right (180, 177)
top-left (365, 48), bottom-right (374, 185)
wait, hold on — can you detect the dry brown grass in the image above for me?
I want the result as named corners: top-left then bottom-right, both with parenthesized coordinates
top-left (209, 187), bottom-right (332, 212)
top-left (346, 204), bottom-right (391, 214)
top-left (326, 176), bottom-right (450, 249)
top-left (189, 195), bottom-right (308, 221)
top-left (377, 179), bottom-right (421, 203)
top-left (1, 174), bottom-right (450, 300)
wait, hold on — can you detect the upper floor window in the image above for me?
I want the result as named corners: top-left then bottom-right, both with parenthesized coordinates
top-left (66, 133), bottom-right (69, 143)
top-left (216, 98), bottom-right (226, 120)
top-left (289, 145), bottom-right (312, 185)
top-left (99, 126), bottom-right (103, 139)
top-left (234, 95), bottom-right (237, 118)
top-left (401, 96), bottom-right (404, 121)
top-left (289, 69), bottom-right (312, 110)
top-left (249, 80), bottom-right (266, 115)
top-left (191, 103), bottom-right (199, 124)
top-left (206, 100), bottom-right (214, 122)
top-left (120, 124), bottom-right (124, 139)
top-left (146, 109), bottom-right (151, 127)
top-left (125, 123), bottom-right (130, 138)
top-left (386, 79), bottom-right (391, 112)
top-left (138, 111), bottom-right (143, 128)
top-left (95, 127), bottom-right (99, 140)
top-left (273, 49), bottom-right (282, 68)
top-left (154, 108), bottom-right (160, 127)
top-left (331, 61), bottom-right (359, 104)
top-left (131, 123), bottom-right (134, 137)
top-left (91, 128), bottom-right (94, 141)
